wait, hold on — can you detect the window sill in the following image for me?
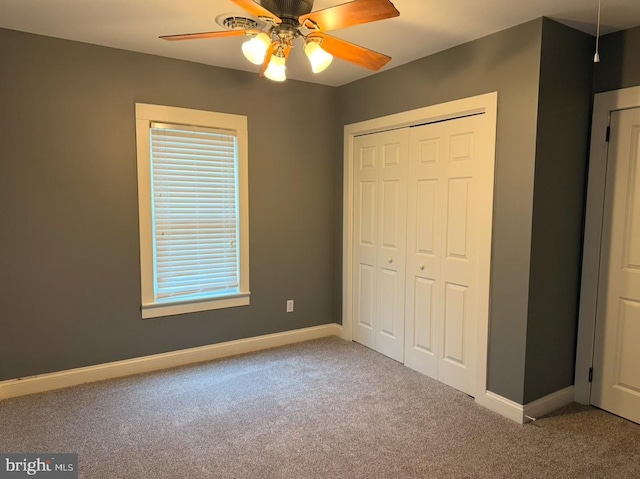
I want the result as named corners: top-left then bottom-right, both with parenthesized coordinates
top-left (142, 293), bottom-right (250, 319)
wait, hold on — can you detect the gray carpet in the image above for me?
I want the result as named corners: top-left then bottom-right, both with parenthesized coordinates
top-left (1, 337), bottom-right (639, 478)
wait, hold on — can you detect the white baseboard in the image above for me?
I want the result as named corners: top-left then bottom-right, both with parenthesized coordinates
top-left (0, 323), bottom-right (341, 401)
top-left (476, 391), bottom-right (525, 423)
top-left (334, 323), bottom-right (347, 340)
top-left (523, 386), bottom-right (574, 421)
top-left (476, 386), bottom-right (575, 424)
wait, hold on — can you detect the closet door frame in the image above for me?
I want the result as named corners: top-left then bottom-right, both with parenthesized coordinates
top-left (341, 92), bottom-right (498, 401)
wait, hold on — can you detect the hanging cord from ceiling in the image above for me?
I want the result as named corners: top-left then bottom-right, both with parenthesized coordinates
top-left (594, 0), bottom-right (602, 63)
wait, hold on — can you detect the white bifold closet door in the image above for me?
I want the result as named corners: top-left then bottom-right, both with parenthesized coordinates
top-left (352, 128), bottom-right (409, 362)
top-left (352, 113), bottom-right (491, 397)
top-left (404, 115), bottom-right (486, 396)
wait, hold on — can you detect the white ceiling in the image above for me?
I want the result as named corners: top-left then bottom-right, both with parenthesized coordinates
top-left (1, 0), bottom-right (639, 86)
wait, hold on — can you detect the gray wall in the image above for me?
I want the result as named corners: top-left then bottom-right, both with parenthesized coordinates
top-left (0, 28), bottom-right (339, 380)
top-left (337, 19), bottom-right (544, 403)
top-left (594, 25), bottom-right (640, 93)
top-left (0, 18), bottom-right (605, 405)
top-left (524, 19), bottom-right (594, 403)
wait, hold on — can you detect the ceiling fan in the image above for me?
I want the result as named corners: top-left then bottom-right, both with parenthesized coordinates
top-left (160, 0), bottom-right (400, 81)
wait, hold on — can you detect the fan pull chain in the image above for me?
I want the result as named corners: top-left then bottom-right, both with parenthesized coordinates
top-left (594, 0), bottom-right (602, 63)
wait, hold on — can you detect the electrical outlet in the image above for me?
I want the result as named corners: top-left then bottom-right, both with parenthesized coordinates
top-left (286, 300), bottom-right (294, 313)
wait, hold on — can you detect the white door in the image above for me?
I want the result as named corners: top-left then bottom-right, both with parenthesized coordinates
top-left (404, 114), bottom-right (491, 396)
top-left (352, 133), bottom-right (379, 352)
top-left (592, 107), bottom-right (640, 424)
top-left (353, 129), bottom-right (408, 362)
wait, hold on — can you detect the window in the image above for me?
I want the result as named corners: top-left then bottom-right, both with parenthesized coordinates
top-left (135, 104), bottom-right (249, 319)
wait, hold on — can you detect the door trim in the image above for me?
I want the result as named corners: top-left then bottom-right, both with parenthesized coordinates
top-left (575, 86), bottom-right (640, 405)
top-left (341, 92), bottom-right (498, 401)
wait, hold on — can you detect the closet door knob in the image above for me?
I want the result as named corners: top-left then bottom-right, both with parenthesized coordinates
top-left (419, 264), bottom-right (425, 270)
top-left (388, 258), bottom-right (393, 264)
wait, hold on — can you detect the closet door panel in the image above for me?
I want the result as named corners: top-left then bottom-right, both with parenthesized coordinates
top-left (405, 124), bottom-right (445, 377)
top-left (405, 115), bottom-right (484, 396)
top-left (353, 134), bottom-right (379, 350)
top-left (375, 129), bottom-right (409, 362)
top-left (438, 116), bottom-right (481, 396)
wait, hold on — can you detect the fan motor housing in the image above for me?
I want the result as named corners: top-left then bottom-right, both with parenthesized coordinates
top-left (218, 15), bottom-right (260, 31)
top-left (260, 0), bottom-right (314, 20)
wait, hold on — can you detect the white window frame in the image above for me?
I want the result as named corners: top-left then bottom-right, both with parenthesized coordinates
top-left (135, 103), bottom-right (250, 319)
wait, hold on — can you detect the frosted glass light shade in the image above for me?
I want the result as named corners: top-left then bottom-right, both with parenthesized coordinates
top-left (242, 33), bottom-right (271, 65)
top-left (304, 41), bottom-right (333, 73)
top-left (264, 55), bottom-right (286, 82)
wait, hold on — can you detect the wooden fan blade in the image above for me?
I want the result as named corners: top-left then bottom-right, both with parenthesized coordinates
top-left (299, 0), bottom-right (399, 32)
top-left (309, 33), bottom-right (391, 71)
top-left (160, 30), bottom-right (255, 41)
top-left (259, 42), bottom-right (278, 76)
top-left (232, 0), bottom-right (282, 24)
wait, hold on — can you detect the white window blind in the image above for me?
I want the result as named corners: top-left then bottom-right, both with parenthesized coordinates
top-left (150, 122), bottom-right (240, 302)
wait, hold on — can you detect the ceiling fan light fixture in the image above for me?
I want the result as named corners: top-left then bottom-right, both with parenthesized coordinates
top-left (162, 0), bottom-right (400, 79)
top-left (264, 54), bottom-right (287, 82)
top-left (241, 32), bottom-right (271, 65)
top-left (304, 40), bottom-right (333, 73)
